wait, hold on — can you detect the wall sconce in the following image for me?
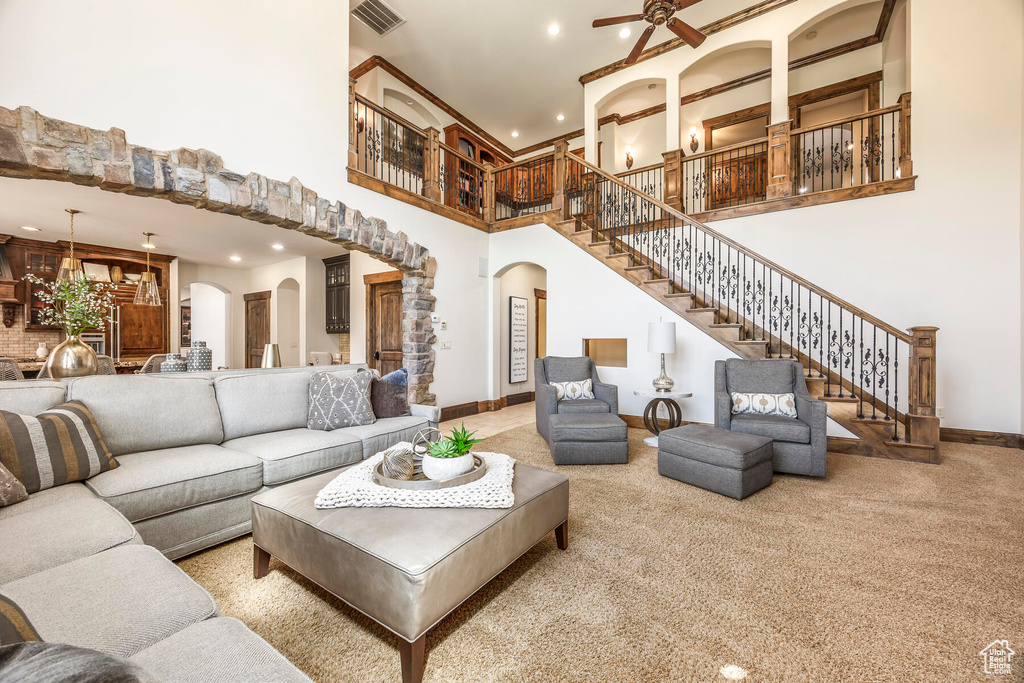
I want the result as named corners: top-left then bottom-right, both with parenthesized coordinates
top-left (689, 127), bottom-right (699, 153)
top-left (624, 144), bottom-right (634, 170)
top-left (354, 104), bottom-right (365, 133)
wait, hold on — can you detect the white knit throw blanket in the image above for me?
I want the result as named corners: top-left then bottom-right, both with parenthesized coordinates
top-left (314, 447), bottom-right (516, 509)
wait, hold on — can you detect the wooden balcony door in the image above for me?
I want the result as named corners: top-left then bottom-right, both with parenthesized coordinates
top-left (244, 291), bottom-right (271, 369)
top-left (365, 271), bottom-right (404, 376)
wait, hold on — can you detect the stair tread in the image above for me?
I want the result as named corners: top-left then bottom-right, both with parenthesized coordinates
top-left (711, 323), bottom-right (742, 329)
top-left (644, 279), bottom-right (670, 285)
top-left (664, 292), bottom-right (693, 298)
top-left (624, 265), bottom-right (651, 272)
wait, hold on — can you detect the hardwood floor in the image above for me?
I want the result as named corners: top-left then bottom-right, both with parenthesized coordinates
top-left (439, 401), bottom-right (536, 440)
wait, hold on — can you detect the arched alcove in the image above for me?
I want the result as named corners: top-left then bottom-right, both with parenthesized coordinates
top-left (275, 277), bottom-right (301, 366)
top-left (186, 281), bottom-right (232, 369)
top-left (493, 262), bottom-right (548, 399)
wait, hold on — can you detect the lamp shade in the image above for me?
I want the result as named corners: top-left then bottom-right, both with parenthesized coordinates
top-left (647, 322), bottom-right (676, 354)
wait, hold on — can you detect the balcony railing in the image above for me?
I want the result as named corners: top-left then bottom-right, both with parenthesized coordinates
top-left (493, 153), bottom-right (555, 221)
top-left (678, 138), bottom-right (769, 214)
top-left (793, 105), bottom-right (902, 193)
top-left (617, 163), bottom-right (664, 203)
top-left (352, 95), bottom-right (425, 195)
top-left (437, 142), bottom-right (484, 218)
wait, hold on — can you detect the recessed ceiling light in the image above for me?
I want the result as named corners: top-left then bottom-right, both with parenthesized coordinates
top-left (548, 24), bottom-right (560, 35)
top-left (406, 99), bottom-right (414, 106)
top-left (556, 114), bottom-right (565, 121)
top-left (619, 27), bottom-right (632, 39)
top-left (20, 226), bottom-right (40, 232)
top-left (230, 255), bottom-right (242, 262)
top-left (511, 131), bottom-right (519, 138)
top-left (271, 244), bottom-right (285, 251)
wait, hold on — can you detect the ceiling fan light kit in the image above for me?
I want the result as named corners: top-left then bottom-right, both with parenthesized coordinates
top-left (593, 0), bottom-right (707, 65)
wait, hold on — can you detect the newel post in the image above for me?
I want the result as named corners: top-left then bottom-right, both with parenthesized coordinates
top-left (766, 120), bottom-right (794, 199)
top-left (423, 128), bottom-right (441, 203)
top-left (898, 93), bottom-right (913, 178)
top-left (906, 326), bottom-right (940, 459)
top-left (481, 162), bottom-right (496, 225)
top-left (662, 149), bottom-right (684, 212)
top-left (348, 78), bottom-right (359, 170)
top-left (553, 139), bottom-right (568, 220)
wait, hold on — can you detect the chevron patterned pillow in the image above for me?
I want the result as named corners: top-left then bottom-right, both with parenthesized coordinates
top-left (308, 370), bottom-right (376, 431)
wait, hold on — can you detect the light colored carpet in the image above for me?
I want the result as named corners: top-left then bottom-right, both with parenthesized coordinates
top-left (177, 428), bottom-right (1024, 682)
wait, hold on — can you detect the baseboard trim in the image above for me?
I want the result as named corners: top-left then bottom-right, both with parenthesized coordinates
top-left (939, 427), bottom-right (1024, 450)
top-left (441, 392), bottom-right (537, 422)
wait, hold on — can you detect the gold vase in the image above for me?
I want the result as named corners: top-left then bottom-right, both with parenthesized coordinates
top-left (48, 335), bottom-right (98, 378)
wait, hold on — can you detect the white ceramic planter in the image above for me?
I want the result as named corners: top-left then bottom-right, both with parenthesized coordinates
top-left (421, 452), bottom-right (475, 480)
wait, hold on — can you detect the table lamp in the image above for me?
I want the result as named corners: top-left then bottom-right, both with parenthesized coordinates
top-left (647, 321), bottom-right (676, 392)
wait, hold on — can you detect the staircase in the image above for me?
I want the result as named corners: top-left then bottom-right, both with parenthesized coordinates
top-left (538, 149), bottom-right (939, 463)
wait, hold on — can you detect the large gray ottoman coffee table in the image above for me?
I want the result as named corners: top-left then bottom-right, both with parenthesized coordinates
top-left (547, 413), bottom-right (628, 465)
top-left (657, 424), bottom-right (773, 499)
top-left (251, 462), bottom-right (569, 683)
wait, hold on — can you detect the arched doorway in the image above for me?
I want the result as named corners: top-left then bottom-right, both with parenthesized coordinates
top-left (494, 262), bottom-right (548, 403)
top-left (182, 281), bottom-right (231, 369)
top-left (275, 277), bottom-right (301, 367)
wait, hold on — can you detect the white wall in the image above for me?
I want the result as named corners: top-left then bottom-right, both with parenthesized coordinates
top-left (188, 283), bottom-right (230, 369)
top-left (275, 278), bottom-right (301, 366)
top-left (498, 263), bottom-right (547, 397)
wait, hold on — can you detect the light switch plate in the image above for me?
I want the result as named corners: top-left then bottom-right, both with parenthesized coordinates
top-left (440, 340), bottom-right (452, 349)
top-left (440, 320), bottom-right (448, 331)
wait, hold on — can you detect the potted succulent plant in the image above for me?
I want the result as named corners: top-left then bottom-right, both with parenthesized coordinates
top-left (422, 424), bottom-right (483, 480)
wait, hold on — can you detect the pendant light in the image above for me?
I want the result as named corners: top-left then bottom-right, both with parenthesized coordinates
top-left (133, 232), bottom-right (161, 306)
top-left (56, 209), bottom-right (86, 282)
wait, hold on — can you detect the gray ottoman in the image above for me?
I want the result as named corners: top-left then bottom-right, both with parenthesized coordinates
top-left (548, 413), bottom-right (628, 465)
top-left (658, 424), bottom-right (773, 499)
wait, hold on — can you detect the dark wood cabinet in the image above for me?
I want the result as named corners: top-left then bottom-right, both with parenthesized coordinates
top-left (324, 254), bottom-right (350, 334)
top-left (22, 246), bottom-right (61, 330)
top-left (443, 124), bottom-right (511, 167)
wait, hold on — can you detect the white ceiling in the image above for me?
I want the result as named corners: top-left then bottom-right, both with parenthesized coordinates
top-left (0, 178), bottom-right (344, 269)
top-left (349, 0), bottom-right (755, 149)
top-left (350, 1), bottom-right (884, 150)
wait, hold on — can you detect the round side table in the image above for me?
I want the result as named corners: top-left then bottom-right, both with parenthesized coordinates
top-left (633, 390), bottom-right (693, 447)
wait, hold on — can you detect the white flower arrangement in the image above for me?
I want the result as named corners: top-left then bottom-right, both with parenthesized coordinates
top-left (25, 274), bottom-right (115, 336)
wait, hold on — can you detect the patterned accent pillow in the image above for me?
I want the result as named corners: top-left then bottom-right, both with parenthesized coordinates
top-left (0, 642), bottom-right (160, 682)
top-left (731, 392), bottom-right (798, 418)
top-left (0, 463), bottom-right (27, 508)
top-left (0, 401), bottom-right (117, 494)
top-left (371, 368), bottom-right (411, 419)
top-left (308, 370), bottom-right (376, 431)
top-left (0, 593), bottom-right (41, 645)
top-left (551, 379), bottom-right (595, 401)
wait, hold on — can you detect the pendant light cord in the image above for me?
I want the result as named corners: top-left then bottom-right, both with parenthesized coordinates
top-left (68, 211), bottom-right (75, 262)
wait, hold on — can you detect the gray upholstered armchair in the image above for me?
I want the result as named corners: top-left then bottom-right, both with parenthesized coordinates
top-left (714, 358), bottom-right (827, 477)
top-left (535, 356), bottom-right (618, 442)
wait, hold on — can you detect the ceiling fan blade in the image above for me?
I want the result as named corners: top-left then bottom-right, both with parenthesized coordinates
top-left (593, 14), bottom-right (645, 28)
top-left (672, 0), bottom-right (703, 11)
top-left (666, 18), bottom-right (706, 47)
top-left (625, 25), bottom-right (657, 64)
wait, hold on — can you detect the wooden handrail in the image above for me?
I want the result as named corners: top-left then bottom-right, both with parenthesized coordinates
top-left (791, 104), bottom-right (902, 136)
top-left (497, 150), bottom-right (556, 172)
top-left (353, 94), bottom-right (427, 139)
top-left (681, 137), bottom-right (769, 164)
top-left (565, 151), bottom-right (913, 343)
top-left (438, 141), bottom-right (486, 172)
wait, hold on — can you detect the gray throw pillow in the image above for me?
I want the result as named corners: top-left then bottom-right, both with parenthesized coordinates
top-left (0, 642), bottom-right (158, 683)
top-left (0, 465), bottom-right (27, 508)
top-left (371, 368), bottom-right (411, 418)
top-left (308, 370), bottom-right (376, 431)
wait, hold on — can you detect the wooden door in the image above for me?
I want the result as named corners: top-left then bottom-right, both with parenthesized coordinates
top-left (244, 291), bottom-right (271, 369)
top-left (118, 301), bottom-right (167, 358)
top-left (365, 272), bottom-right (404, 376)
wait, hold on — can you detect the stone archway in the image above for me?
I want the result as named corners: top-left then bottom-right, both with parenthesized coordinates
top-left (0, 105), bottom-right (436, 404)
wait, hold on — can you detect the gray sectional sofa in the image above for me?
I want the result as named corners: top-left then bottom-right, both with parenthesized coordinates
top-left (0, 364), bottom-right (441, 681)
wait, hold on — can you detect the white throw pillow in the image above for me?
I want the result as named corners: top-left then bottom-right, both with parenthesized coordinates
top-left (551, 379), bottom-right (595, 401)
top-left (730, 392), bottom-right (797, 418)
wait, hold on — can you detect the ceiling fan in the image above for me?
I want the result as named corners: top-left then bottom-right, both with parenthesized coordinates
top-left (593, 0), bottom-right (707, 65)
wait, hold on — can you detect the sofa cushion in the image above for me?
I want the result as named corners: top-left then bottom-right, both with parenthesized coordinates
top-left (65, 376), bottom-right (223, 456)
top-left (0, 482), bottom-right (96, 522)
top-left (0, 593), bottom-right (41, 644)
top-left (214, 370), bottom-right (312, 441)
top-left (543, 356), bottom-right (592, 383)
top-left (556, 399), bottom-right (610, 414)
top-left (1, 545), bottom-right (217, 658)
top-left (0, 499), bottom-right (141, 583)
top-left (222, 428), bottom-right (363, 486)
top-left (370, 368), bottom-right (411, 419)
top-left (0, 381), bottom-right (66, 416)
top-left (130, 617), bottom-right (312, 683)
top-left (335, 415), bottom-right (430, 459)
top-left (725, 358), bottom-right (795, 395)
top-left (730, 413), bottom-right (811, 444)
top-left (0, 401), bottom-right (118, 494)
top-left (308, 370), bottom-right (375, 431)
top-left (0, 642), bottom-right (159, 682)
top-left (0, 463), bottom-right (27, 508)
top-left (84, 444), bottom-right (263, 522)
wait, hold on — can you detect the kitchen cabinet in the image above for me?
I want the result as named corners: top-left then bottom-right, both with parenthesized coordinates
top-left (324, 254), bottom-right (350, 334)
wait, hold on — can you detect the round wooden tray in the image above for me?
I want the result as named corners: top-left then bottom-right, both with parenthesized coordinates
top-left (373, 454), bottom-right (487, 490)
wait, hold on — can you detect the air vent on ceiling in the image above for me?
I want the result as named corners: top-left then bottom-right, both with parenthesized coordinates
top-left (352, 0), bottom-right (406, 36)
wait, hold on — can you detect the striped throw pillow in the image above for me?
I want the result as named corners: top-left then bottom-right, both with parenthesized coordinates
top-left (0, 593), bottom-right (41, 645)
top-left (0, 401), bottom-right (117, 494)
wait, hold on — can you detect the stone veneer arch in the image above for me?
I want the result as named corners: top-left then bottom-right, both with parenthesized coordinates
top-left (0, 106), bottom-right (436, 405)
